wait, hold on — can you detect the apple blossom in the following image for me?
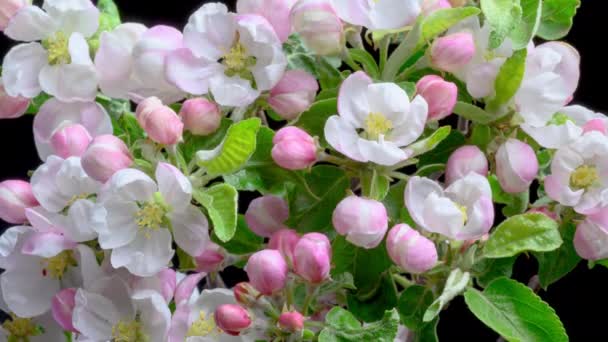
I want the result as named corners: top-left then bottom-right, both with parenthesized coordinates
top-left (324, 71), bottom-right (428, 166)
top-left (81, 134), bottom-right (134, 183)
top-left (245, 249), bottom-right (288, 295)
top-left (2, 0), bottom-right (99, 102)
top-left (544, 132), bottom-right (608, 215)
top-left (237, 0), bottom-right (297, 42)
top-left (272, 126), bottom-right (318, 170)
top-left (278, 311), bottom-right (305, 332)
top-left (0, 311), bottom-right (64, 342)
top-left (291, 0), bottom-right (344, 55)
top-left (245, 195), bottom-right (290, 237)
top-left (405, 172), bottom-right (494, 240)
top-left (179, 98), bottom-right (223, 136)
top-left (0, 180), bottom-right (38, 224)
top-left (135, 97), bottom-right (184, 145)
top-left (268, 228), bottom-right (300, 266)
top-left (51, 288), bottom-right (77, 333)
top-left (332, 195), bottom-right (388, 249)
top-left (331, 0), bottom-right (422, 30)
top-left (573, 209), bottom-right (608, 260)
top-left (430, 32), bottom-right (475, 73)
top-left (495, 139), bottom-right (539, 193)
top-left (0, 78), bottom-right (30, 119)
top-left (445, 145), bottom-right (488, 185)
top-left (386, 224), bottom-right (438, 274)
top-left (0, 0), bottom-right (27, 31)
top-left (293, 232), bottom-right (331, 283)
top-left (166, 3), bottom-right (287, 107)
top-left (415, 75), bottom-right (458, 121)
top-left (214, 304), bottom-right (252, 336)
top-left (268, 70), bottom-right (319, 120)
top-left (49, 123), bottom-right (92, 158)
top-left (195, 243), bottom-right (226, 273)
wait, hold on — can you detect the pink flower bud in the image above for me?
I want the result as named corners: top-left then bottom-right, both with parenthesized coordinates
top-left (574, 210), bottom-right (608, 260)
top-left (445, 145), bottom-right (489, 185)
top-left (0, 79), bottom-right (29, 118)
top-left (195, 243), bottom-right (225, 272)
top-left (582, 118), bottom-right (608, 135)
top-left (293, 233), bottom-right (331, 283)
top-left (416, 75), bottom-right (458, 121)
top-left (278, 311), bottom-right (305, 332)
top-left (332, 196), bottom-right (388, 249)
top-left (421, 0), bottom-right (452, 16)
top-left (179, 98), bottom-right (222, 136)
top-left (214, 304), bottom-right (252, 336)
top-left (386, 224), bottom-right (438, 274)
top-left (0, 180), bottom-right (38, 224)
top-left (495, 139), bottom-right (538, 193)
top-left (245, 249), bottom-right (288, 295)
top-left (234, 282), bottom-right (260, 307)
top-left (136, 97), bottom-right (184, 145)
top-left (268, 70), bottom-right (319, 120)
top-left (52, 288), bottom-right (78, 333)
top-left (49, 123), bottom-right (93, 158)
top-left (245, 195), bottom-right (290, 237)
top-left (157, 268), bottom-right (177, 303)
top-left (272, 126), bottom-right (317, 170)
top-left (268, 228), bottom-right (300, 266)
top-left (0, 0), bottom-right (27, 31)
top-left (431, 32), bottom-right (475, 73)
top-left (291, 0), bottom-right (344, 56)
top-left (81, 135), bottom-right (133, 183)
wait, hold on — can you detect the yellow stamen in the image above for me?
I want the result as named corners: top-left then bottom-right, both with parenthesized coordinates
top-left (111, 320), bottom-right (149, 342)
top-left (67, 193), bottom-right (89, 207)
top-left (42, 250), bottom-right (77, 279)
top-left (570, 165), bottom-right (599, 190)
top-left (186, 312), bottom-right (221, 337)
top-left (457, 204), bottom-right (468, 224)
top-left (221, 35), bottom-right (257, 79)
top-left (364, 112), bottom-right (393, 140)
top-left (2, 314), bottom-right (41, 340)
top-left (44, 32), bottom-right (71, 65)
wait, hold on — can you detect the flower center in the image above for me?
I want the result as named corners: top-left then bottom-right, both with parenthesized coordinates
top-left (570, 165), bottom-right (599, 190)
top-left (42, 250), bottom-right (77, 279)
top-left (187, 312), bottom-right (221, 337)
top-left (134, 192), bottom-right (168, 236)
top-left (547, 112), bottom-right (573, 126)
top-left (364, 112), bottom-right (393, 140)
top-left (67, 193), bottom-right (89, 207)
top-left (111, 320), bottom-right (148, 342)
top-left (222, 40), bottom-right (257, 79)
top-left (43, 32), bottom-right (71, 66)
top-left (457, 204), bottom-right (468, 224)
top-left (2, 314), bottom-right (42, 340)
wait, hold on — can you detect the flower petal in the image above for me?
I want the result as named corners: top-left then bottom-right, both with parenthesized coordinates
top-left (389, 95), bottom-right (428, 146)
top-left (111, 229), bottom-right (174, 277)
top-left (170, 205), bottom-right (210, 257)
top-left (156, 163), bottom-right (192, 209)
top-left (5, 5), bottom-right (56, 41)
top-left (338, 71), bottom-right (372, 127)
top-left (73, 289), bottom-right (120, 340)
top-left (324, 115), bottom-right (366, 162)
top-left (64, 199), bottom-right (99, 242)
top-left (1, 42), bottom-right (47, 98)
top-left (93, 200), bottom-right (139, 249)
top-left (404, 176), bottom-right (444, 231)
top-left (21, 231), bottom-right (76, 258)
top-left (184, 3), bottom-right (236, 61)
top-left (1, 265), bottom-right (59, 317)
top-left (39, 63), bottom-right (98, 102)
top-left (132, 290), bottom-right (172, 342)
top-left (104, 168), bottom-right (157, 203)
top-left (165, 48), bottom-right (221, 95)
top-left (357, 138), bottom-right (408, 166)
top-left (43, 0), bottom-right (100, 37)
top-left (210, 74), bottom-right (260, 107)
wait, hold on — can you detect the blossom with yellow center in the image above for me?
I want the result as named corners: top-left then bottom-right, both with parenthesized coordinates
top-left (570, 165), bottom-right (599, 190)
top-left (111, 320), bottom-right (149, 342)
top-left (186, 312), bottom-right (221, 338)
top-left (43, 31), bottom-right (71, 66)
top-left (42, 250), bottom-right (77, 279)
top-left (2, 314), bottom-right (42, 341)
top-left (222, 41), bottom-right (257, 79)
top-left (364, 112), bottom-right (393, 140)
top-left (456, 204), bottom-right (468, 224)
top-left (134, 192), bottom-right (169, 237)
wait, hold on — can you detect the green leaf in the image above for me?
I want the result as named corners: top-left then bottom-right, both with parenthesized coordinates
top-left (453, 102), bottom-right (506, 124)
top-left (193, 184), bottom-right (238, 243)
top-left (180, 119), bottom-right (232, 163)
top-left (418, 7), bottom-right (482, 49)
top-left (349, 49), bottom-right (380, 79)
top-left (407, 126), bottom-right (452, 158)
top-left (347, 275), bottom-right (399, 322)
top-left (486, 49), bottom-right (528, 112)
top-left (509, 0), bottom-right (542, 49)
top-left (196, 118), bottom-right (261, 176)
top-left (484, 213), bottom-right (562, 258)
top-left (332, 236), bottom-right (393, 299)
top-left (287, 165), bottom-right (349, 233)
top-left (97, 0), bottom-right (121, 26)
top-left (537, 0), bottom-right (580, 40)
top-left (319, 308), bottom-right (400, 342)
top-left (417, 129), bottom-right (466, 167)
top-left (464, 277), bottom-right (568, 342)
top-left (360, 169), bottom-right (390, 200)
top-left (176, 247), bottom-right (196, 271)
top-left (415, 163), bottom-right (445, 177)
top-left (534, 221), bottom-right (580, 289)
top-left (472, 256), bottom-right (517, 288)
top-left (397, 285), bottom-right (435, 331)
top-left (382, 181), bottom-right (415, 226)
top-left (215, 215), bottom-right (264, 255)
top-left (423, 269), bottom-right (470, 322)
top-left (412, 319), bottom-right (439, 342)
top-left (295, 98), bottom-right (338, 146)
top-left (481, 0), bottom-right (523, 49)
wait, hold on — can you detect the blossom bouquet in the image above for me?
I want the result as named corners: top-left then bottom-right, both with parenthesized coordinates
top-left (0, 0), bottom-right (597, 340)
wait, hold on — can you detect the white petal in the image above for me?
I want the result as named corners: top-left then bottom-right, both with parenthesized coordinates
top-left (4, 5), bottom-right (56, 41)
top-left (338, 71), bottom-right (372, 128)
top-left (445, 172), bottom-right (492, 203)
top-left (404, 176), bottom-right (444, 231)
top-left (1, 42), bottom-right (47, 98)
top-left (21, 231), bottom-right (76, 258)
top-left (389, 95), bottom-right (428, 146)
top-left (132, 290), bottom-right (172, 342)
top-left (522, 121), bottom-right (582, 149)
top-left (31, 155), bottom-right (72, 212)
top-left (105, 168), bottom-right (157, 203)
top-left (39, 63), bottom-right (98, 102)
top-left (68, 32), bottom-right (93, 65)
top-left (184, 3), bottom-right (236, 61)
top-left (516, 72), bottom-right (570, 126)
top-left (90, 275), bottom-right (135, 319)
top-left (210, 74), bottom-right (260, 107)
top-left (111, 229), bottom-right (174, 277)
top-left (357, 138), bottom-right (408, 166)
top-left (422, 192), bottom-right (465, 238)
top-left (156, 163), bottom-right (192, 209)
top-left (1, 266), bottom-right (59, 317)
top-left (65, 199), bottom-right (99, 242)
top-left (165, 48), bottom-right (221, 95)
top-left (94, 200), bottom-right (139, 249)
top-left (366, 83), bottom-right (410, 124)
top-left (55, 157), bottom-right (101, 198)
top-left (43, 0), bottom-right (100, 37)
top-left (562, 105), bottom-right (600, 125)
top-left (330, 0), bottom-right (373, 28)
top-left (73, 289), bottom-right (120, 340)
top-left (170, 205), bottom-right (210, 257)
top-left (368, 0), bottom-right (421, 30)
top-left (324, 115), bottom-right (366, 162)
top-left (72, 244), bottom-right (103, 289)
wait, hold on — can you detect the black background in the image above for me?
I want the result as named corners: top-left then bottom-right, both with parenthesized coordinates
top-left (1, 0), bottom-right (607, 340)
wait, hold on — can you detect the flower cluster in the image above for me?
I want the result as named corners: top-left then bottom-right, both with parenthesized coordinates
top-left (0, 0), bottom-right (597, 341)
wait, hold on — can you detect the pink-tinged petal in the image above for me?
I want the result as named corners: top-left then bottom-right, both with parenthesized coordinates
top-left (389, 95), bottom-right (428, 146)
top-left (105, 168), bottom-right (157, 203)
top-left (209, 74), bottom-right (260, 107)
top-left (0, 78), bottom-right (30, 119)
top-left (495, 139), bottom-right (538, 193)
top-left (38, 63), bottom-right (98, 103)
top-left (422, 192), bottom-right (465, 238)
top-left (338, 71), bottom-right (372, 127)
top-left (156, 162), bottom-right (192, 208)
top-left (165, 48), bottom-right (221, 95)
top-left (1, 42), bottom-right (47, 98)
top-left (367, 0), bottom-right (421, 29)
top-left (64, 199), bottom-right (99, 242)
top-left (460, 194), bottom-right (494, 240)
top-left (404, 176), bottom-right (444, 230)
top-left (21, 232), bottom-right (76, 258)
top-left (357, 138), bottom-right (408, 166)
top-left (245, 195), bottom-right (289, 238)
top-left (574, 214), bottom-right (608, 260)
top-left (544, 174), bottom-right (583, 207)
top-left (445, 146), bottom-right (489, 185)
top-left (42, 0), bottom-right (100, 37)
top-left (52, 288), bottom-right (78, 333)
top-left (184, 3), bottom-right (236, 61)
top-left (324, 115), bottom-right (366, 162)
top-left (111, 229), bottom-right (175, 277)
top-left (330, 0), bottom-right (373, 28)
top-left (521, 121), bottom-right (582, 149)
top-left (168, 303), bottom-right (190, 342)
top-left (174, 272), bottom-right (206, 306)
top-left (237, 0), bottom-right (296, 42)
top-left (534, 42), bottom-right (580, 99)
top-left (170, 205), bottom-right (210, 257)
top-left (30, 156), bottom-right (72, 212)
top-left (4, 5), bottom-right (56, 41)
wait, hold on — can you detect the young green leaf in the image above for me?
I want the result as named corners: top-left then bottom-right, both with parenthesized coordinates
top-left (349, 49), bottom-right (380, 79)
top-left (360, 169), bottom-right (390, 201)
top-left (464, 277), bottom-right (568, 341)
top-left (193, 184), bottom-right (238, 243)
top-left (537, 0), bottom-right (581, 40)
top-left (407, 126), bottom-right (452, 158)
top-left (486, 49), bottom-right (528, 112)
top-left (480, 0), bottom-right (523, 49)
top-left (484, 213), bottom-right (562, 258)
top-left (453, 102), bottom-right (505, 124)
top-left (397, 285), bottom-right (435, 331)
top-left (346, 275), bottom-right (399, 322)
top-left (472, 256), bottom-right (517, 288)
top-left (509, 0), bottom-right (542, 49)
top-left (423, 268), bottom-right (470, 322)
top-left (416, 129), bottom-right (466, 167)
top-left (534, 222), bottom-right (581, 289)
top-left (418, 7), bottom-right (482, 49)
top-left (318, 308), bottom-right (400, 342)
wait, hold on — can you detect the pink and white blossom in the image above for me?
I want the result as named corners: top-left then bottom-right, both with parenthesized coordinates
top-left (237, 0), bottom-right (297, 42)
top-left (268, 70), bottom-right (319, 120)
top-left (0, 180), bottom-right (39, 224)
top-left (293, 232), bottom-right (331, 283)
top-left (245, 249), bottom-right (288, 295)
top-left (291, 0), bottom-right (344, 55)
top-left (573, 209), bottom-right (608, 260)
top-left (445, 145), bottom-right (488, 185)
top-left (330, 0), bottom-right (422, 30)
top-left (0, 78), bottom-right (30, 119)
top-left (272, 126), bottom-right (318, 170)
top-left (81, 135), bottom-right (134, 183)
top-left (245, 195), bottom-right (290, 237)
top-left (332, 195), bottom-right (388, 249)
top-left (386, 224), bottom-right (438, 274)
top-left (495, 139), bottom-right (539, 194)
top-left (179, 98), bottom-right (223, 136)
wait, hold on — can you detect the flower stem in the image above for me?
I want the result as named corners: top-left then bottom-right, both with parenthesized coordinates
top-left (301, 285), bottom-right (319, 316)
top-left (392, 274), bottom-right (414, 288)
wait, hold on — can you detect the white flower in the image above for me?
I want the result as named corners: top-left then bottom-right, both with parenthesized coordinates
top-left (324, 71), bottom-right (428, 166)
top-left (73, 275), bottom-right (171, 342)
top-left (545, 132), bottom-right (608, 215)
top-left (165, 3), bottom-right (287, 107)
top-left (94, 163), bottom-right (211, 277)
top-left (331, 0), bottom-right (422, 30)
top-left (2, 0), bottom-right (100, 102)
top-left (0, 310), bottom-right (64, 342)
top-left (405, 172), bottom-right (494, 241)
